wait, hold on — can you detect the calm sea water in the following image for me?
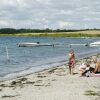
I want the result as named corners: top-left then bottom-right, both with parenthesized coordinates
top-left (0, 37), bottom-right (100, 80)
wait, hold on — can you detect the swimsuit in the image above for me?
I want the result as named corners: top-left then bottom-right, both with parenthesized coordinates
top-left (69, 58), bottom-right (75, 68)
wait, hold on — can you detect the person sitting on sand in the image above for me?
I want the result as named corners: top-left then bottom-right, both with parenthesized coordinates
top-left (79, 60), bottom-right (94, 77)
top-left (68, 49), bottom-right (75, 74)
top-left (92, 57), bottom-right (100, 74)
top-left (79, 61), bottom-right (90, 76)
top-left (79, 62), bottom-right (87, 76)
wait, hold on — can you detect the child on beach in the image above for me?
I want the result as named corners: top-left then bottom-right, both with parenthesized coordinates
top-left (79, 61), bottom-right (90, 76)
top-left (68, 49), bottom-right (75, 74)
top-left (79, 62), bottom-right (87, 76)
top-left (79, 60), bottom-right (94, 77)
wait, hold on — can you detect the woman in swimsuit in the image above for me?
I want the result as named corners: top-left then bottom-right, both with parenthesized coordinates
top-left (68, 49), bottom-right (75, 74)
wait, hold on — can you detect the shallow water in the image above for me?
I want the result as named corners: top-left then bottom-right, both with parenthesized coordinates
top-left (0, 37), bottom-right (100, 80)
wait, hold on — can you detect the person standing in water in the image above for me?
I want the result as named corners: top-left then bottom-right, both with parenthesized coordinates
top-left (68, 49), bottom-right (75, 74)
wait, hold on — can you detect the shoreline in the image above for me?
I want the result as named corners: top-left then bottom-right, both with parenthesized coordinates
top-left (0, 35), bottom-right (100, 39)
top-left (0, 60), bottom-right (67, 82)
top-left (0, 54), bottom-right (100, 100)
top-left (0, 52), bottom-right (100, 82)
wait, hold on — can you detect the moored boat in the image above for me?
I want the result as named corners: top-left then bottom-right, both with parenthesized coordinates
top-left (89, 41), bottom-right (100, 47)
top-left (17, 42), bottom-right (54, 47)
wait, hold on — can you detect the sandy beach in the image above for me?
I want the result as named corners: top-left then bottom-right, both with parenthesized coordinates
top-left (0, 54), bottom-right (100, 100)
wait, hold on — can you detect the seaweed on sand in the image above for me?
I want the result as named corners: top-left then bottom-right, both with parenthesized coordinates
top-left (48, 68), bottom-right (58, 74)
top-left (84, 90), bottom-right (100, 96)
top-left (2, 94), bottom-right (19, 98)
top-left (37, 75), bottom-right (47, 78)
top-left (25, 81), bottom-right (35, 84)
top-left (19, 78), bottom-right (27, 81)
top-left (0, 83), bottom-right (14, 88)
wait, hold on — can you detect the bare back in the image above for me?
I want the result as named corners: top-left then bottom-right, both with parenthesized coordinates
top-left (94, 62), bottom-right (100, 73)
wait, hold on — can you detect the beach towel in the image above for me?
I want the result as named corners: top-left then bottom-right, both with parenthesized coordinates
top-left (93, 74), bottom-right (100, 77)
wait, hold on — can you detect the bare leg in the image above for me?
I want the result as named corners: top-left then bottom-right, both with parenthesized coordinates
top-left (69, 66), bottom-right (71, 74)
top-left (71, 65), bottom-right (75, 74)
top-left (71, 67), bottom-right (74, 74)
top-left (79, 69), bottom-right (85, 76)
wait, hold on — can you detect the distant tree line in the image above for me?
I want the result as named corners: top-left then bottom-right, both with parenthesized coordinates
top-left (0, 28), bottom-right (100, 34)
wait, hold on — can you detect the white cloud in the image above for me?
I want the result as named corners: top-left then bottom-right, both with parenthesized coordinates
top-left (0, 0), bottom-right (100, 29)
top-left (0, 20), bottom-right (9, 26)
top-left (58, 21), bottom-right (74, 28)
top-left (36, 0), bottom-right (51, 5)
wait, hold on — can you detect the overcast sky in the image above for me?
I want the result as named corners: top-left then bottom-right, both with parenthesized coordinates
top-left (0, 0), bottom-right (100, 29)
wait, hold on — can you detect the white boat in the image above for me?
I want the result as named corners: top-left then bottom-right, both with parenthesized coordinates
top-left (89, 41), bottom-right (100, 47)
top-left (70, 44), bottom-right (86, 46)
top-left (17, 42), bottom-right (54, 47)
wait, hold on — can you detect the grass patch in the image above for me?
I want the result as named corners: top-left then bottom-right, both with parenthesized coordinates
top-left (0, 31), bottom-right (100, 37)
top-left (84, 90), bottom-right (99, 96)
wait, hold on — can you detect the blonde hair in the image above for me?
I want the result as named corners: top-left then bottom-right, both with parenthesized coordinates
top-left (92, 56), bottom-right (97, 62)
